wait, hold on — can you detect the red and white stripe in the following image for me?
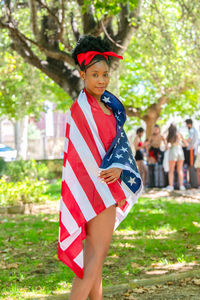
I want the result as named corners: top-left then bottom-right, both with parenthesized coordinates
top-left (58, 90), bottom-right (140, 278)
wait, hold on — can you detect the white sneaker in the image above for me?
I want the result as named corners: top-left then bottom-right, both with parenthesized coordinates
top-left (165, 185), bottom-right (174, 191)
top-left (180, 185), bottom-right (186, 191)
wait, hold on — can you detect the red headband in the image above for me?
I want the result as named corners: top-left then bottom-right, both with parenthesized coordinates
top-left (77, 51), bottom-right (123, 66)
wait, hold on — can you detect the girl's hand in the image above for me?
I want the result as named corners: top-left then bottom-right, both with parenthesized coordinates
top-left (99, 168), bottom-right (122, 184)
top-left (116, 199), bottom-right (126, 208)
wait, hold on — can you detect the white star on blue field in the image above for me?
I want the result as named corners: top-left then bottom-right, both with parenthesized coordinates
top-left (100, 91), bottom-right (142, 194)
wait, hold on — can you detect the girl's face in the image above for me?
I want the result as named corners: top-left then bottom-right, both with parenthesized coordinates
top-left (80, 60), bottom-right (110, 99)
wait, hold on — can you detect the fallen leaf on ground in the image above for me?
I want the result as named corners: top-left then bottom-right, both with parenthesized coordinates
top-left (131, 288), bottom-right (145, 294)
top-left (193, 278), bottom-right (200, 286)
top-left (7, 263), bottom-right (19, 269)
top-left (53, 254), bottom-right (59, 261)
top-left (149, 285), bottom-right (157, 290)
top-left (131, 262), bottom-right (141, 268)
top-left (129, 295), bottom-right (136, 300)
top-left (37, 263), bottom-right (43, 267)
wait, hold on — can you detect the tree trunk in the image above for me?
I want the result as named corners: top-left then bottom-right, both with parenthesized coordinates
top-left (143, 115), bottom-right (159, 139)
top-left (42, 115), bottom-right (47, 160)
top-left (15, 116), bottom-right (29, 160)
top-left (142, 95), bottom-right (169, 138)
top-left (125, 95), bottom-right (169, 138)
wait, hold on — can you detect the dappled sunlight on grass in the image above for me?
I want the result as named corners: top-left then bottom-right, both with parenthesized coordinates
top-left (0, 191), bottom-right (199, 298)
top-left (0, 213), bottom-right (74, 298)
top-left (104, 196), bottom-right (200, 285)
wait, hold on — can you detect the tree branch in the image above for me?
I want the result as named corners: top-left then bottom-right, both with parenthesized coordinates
top-left (0, 0), bottom-right (144, 100)
top-left (117, 3), bottom-right (129, 36)
top-left (0, 19), bottom-right (75, 66)
top-left (70, 12), bottom-right (80, 41)
top-left (125, 94), bottom-right (169, 123)
top-left (125, 106), bottom-right (142, 118)
top-left (36, 0), bottom-right (72, 51)
top-left (59, 0), bottom-right (65, 42)
top-left (142, 81), bottom-right (191, 123)
top-left (110, 0), bottom-right (143, 70)
top-left (28, 0), bottom-right (39, 40)
top-left (130, 0), bottom-right (143, 22)
top-left (76, 0), bottom-right (97, 34)
top-left (24, 34), bottom-right (75, 66)
top-left (141, 95), bottom-right (169, 124)
top-left (101, 19), bottom-right (125, 50)
top-left (105, 18), bottom-right (115, 40)
top-left (36, 0), bottom-right (60, 26)
top-left (154, 94), bottom-right (169, 113)
top-left (0, 18), bottom-right (81, 98)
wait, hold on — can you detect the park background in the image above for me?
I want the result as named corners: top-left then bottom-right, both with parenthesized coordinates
top-left (0, 0), bottom-right (200, 299)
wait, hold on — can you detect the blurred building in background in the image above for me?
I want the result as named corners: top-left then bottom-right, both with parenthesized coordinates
top-left (0, 101), bottom-right (67, 160)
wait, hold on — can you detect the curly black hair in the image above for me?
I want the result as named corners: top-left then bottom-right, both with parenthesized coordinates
top-left (72, 35), bottom-right (112, 70)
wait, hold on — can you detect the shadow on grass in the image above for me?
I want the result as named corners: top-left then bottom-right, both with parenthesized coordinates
top-left (104, 197), bottom-right (200, 285)
top-left (0, 196), bottom-right (200, 298)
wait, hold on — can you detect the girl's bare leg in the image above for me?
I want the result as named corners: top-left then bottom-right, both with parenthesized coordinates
top-left (69, 205), bottom-right (116, 300)
top-left (177, 160), bottom-right (184, 187)
top-left (136, 160), bottom-right (142, 178)
top-left (168, 160), bottom-right (176, 186)
top-left (88, 265), bottom-right (103, 300)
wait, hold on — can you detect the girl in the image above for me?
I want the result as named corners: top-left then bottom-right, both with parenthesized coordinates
top-left (166, 124), bottom-right (188, 191)
top-left (58, 35), bottom-right (143, 300)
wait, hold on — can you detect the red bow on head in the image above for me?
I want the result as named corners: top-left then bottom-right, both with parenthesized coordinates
top-left (77, 51), bottom-right (123, 66)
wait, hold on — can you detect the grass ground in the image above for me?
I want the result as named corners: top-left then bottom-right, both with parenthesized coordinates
top-left (0, 179), bottom-right (200, 299)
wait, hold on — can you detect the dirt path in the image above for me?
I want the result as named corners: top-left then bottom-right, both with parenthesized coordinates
top-left (142, 188), bottom-right (200, 202)
top-left (35, 269), bottom-right (200, 300)
top-left (104, 280), bottom-right (200, 299)
top-left (103, 269), bottom-right (200, 299)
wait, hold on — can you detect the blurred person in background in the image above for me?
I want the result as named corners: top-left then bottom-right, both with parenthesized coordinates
top-left (166, 124), bottom-right (188, 191)
top-left (194, 143), bottom-right (200, 188)
top-left (146, 124), bottom-right (167, 188)
top-left (185, 119), bottom-right (199, 164)
top-left (134, 127), bottom-right (148, 186)
top-left (185, 119), bottom-right (199, 188)
top-left (147, 124), bottom-right (167, 164)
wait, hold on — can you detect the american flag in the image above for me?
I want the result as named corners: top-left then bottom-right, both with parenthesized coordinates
top-left (58, 89), bottom-right (143, 278)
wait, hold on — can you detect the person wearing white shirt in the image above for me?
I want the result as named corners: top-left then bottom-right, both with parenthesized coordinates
top-left (185, 119), bottom-right (199, 165)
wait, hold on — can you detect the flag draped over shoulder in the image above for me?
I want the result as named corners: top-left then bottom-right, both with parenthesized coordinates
top-left (58, 89), bottom-right (143, 278)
